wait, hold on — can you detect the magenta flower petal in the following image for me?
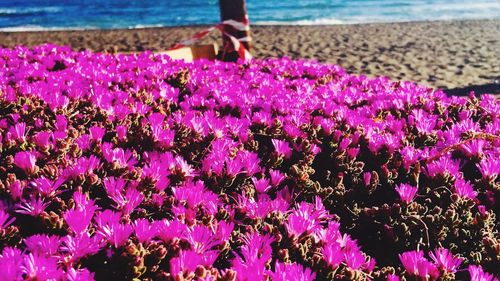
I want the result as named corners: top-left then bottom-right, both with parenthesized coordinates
top-left (395, 183), bottom-right (418, 204)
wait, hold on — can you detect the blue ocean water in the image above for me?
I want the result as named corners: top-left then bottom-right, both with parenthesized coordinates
top-left (1, 0), bottom-right (499, 31)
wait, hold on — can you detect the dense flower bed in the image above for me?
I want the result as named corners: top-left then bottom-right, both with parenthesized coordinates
top-left (0, 44), bottom-right (498, 281)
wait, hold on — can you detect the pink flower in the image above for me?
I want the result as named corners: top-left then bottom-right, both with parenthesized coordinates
top-left (339, 137), bottom-right (351, 151)
top-left (225, 157), bottom-right (243, 177)
top-left (413, 109), bottom-right (437, 134)
top-left (33, 131), bottom-right (52, 148)
top-left (269, 169), bottom-right (285, 186)
top-left (272, 139), bottom-right (292, 159)
top-left (64, 208), bottom-right (94, 235)
top-left (460, 139), bottom-right (486, 158)
top-left (9, 122), bottom-right (27, 142)
top-left (387, 274), bottom-right (400, 281)
top-left (399, 250), bottom-right (423, 275)
top-left (8, 180), bottom-right (24, 200)
top-left (237, 232), bottom-right (274, 265)
top-left (154, 219), bottom-right (188, 242)
top-left (133, 219), bottom-right (157, 244)
top-left (468, 265), bottom-right (498, 281)
top-left (344, 247), bottom-right (368, 270)
top-left (322, 242), bottom-right (343, 269)
top-left (60, 233), bottom-right (103, 261)
top-left (89, 126), bottom-right (105, 141)
top-left (346, 147), bottom-right (359, 159)
top-left (172, 180), bottom-right (218, 214)
top-left (285, 198), bottom-right (329, 240)
top-left (238, 151), bottom-right (261, 176)
top-left (95, 210), bottom-right (132, 248)
top-left (148, 113), bottom-right (174, 147)
top-left (14, 151), bottom-right (37, 172)
top-left (215, 221), bottom-right (234, 243)
top-left (252, 177), bottom-right (271, 193)
top-left (66, 267), bottom-right (95, 281)
top-left (267, 262), bottom-right (316, 281)
top-left (363, 172), bottom-right (372, 187)
top-left (395, 183), bottom-right (418, 204)
top-left (185, 225), bottom-right (220, 254)
top-left (55, 114), bottom-right (68, 132)
top-left (400, 146), bottom-right (421, 170)
top-left (231, 231), bottom-right (275, 278)
top-left (16, 197), bottom-right (49, 216)
top-left (425, 157), bottom-right (461, 179)
top-left (399, 250), bottom-right (439, 280)
top-left (24, 234), bottom-right (61, 256)
top-left (148, 112), bottom-right (165, 129)
top-left (428, 248), bottom-right (462, 274)
top-left (170, 250), bottom-right (217, 278)
top-left (142, 161), bottom-right (171, 192)
top-left (0, 210), bottom-right (15, 229)
top-left (0, 247), bottom-right (23, 280)
top-left (21, 253), bottom-right (64, 281)
top-left (115, 125), bottom-right (127, 141)
top-left (476, 157), bottom-right (498, 181)
top-left (103, 176), bottom-right (126, 195)
top-left (453, 178), bottom-right (477, 200)
top-left (75, 134), bottom-right (91, 151)
top-left (103, 177), bottom-right (143, 215)
top-left (175, 156), bottom-right (198, 178)
top-left (31, 176), bottom-right (65, 198)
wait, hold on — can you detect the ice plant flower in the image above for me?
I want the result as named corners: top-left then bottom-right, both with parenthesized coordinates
top-left (0, 247), bottom-right (23, 280)
top-left (269, 169), bottom-right (285, 186)
top-left (133, 218), bottom-right (157, 243)
top-left (89, 126), bottom-right (105, 141)
top-left (476, 157), bottom-right (499, 181)
top-left (95, 210), bottom-right (132, 248)
top-left (16, 197), bottom-right (49, 216)
top-left (21, 253), bottom-right (63, 281)
top-left (460, 139), bottom-right (486, 158)
top-left (272, 139), bottom-right (292, 159)
top-left (267, 261), bottom-right (316, 281)
top-left (387, 274), bottom-right (400, 281)
top-left (66, 267), bottom-right (95, 281)
top-left (24, 234), bottom-right (61, 256)
top-left (468, 265), bottom-right (498, 281)
top-left (170, 250), bottom-right (217, 278)
top-left (399, 250), bottom-right (422, 275)
top-left (413, 109), bottom-right (437, 135)
top-left (13, 151), bottom-right (37, 172)
top-left (252, 177), bottom-right (271, 193)
top-left (31, 176), bottom-right (65, 198)
top-left (0, 210), bottom-right (15, 229)
top-left (9, 122), bottom-right (27, 142)
top-left (64, 208), bottom-right (94, 235)
top-left (60, 233), bottom-right (103, 261)
top-left (33, 131), bottom-right (53, 149)
top-left (399, 250), bottom-right (439, 280)
top-left (285, 197), bottom-right (330, 240)
top-left (395, 183), bottom-right (418, 204)
top-left (429, 248), bottom-right (462, 274)
top-left (453, 178), bottom-right (477, 200)
top-left (322, 242), bottom-right (344, 269)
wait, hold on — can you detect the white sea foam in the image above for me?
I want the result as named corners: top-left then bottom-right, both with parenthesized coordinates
top-left (255, 18), bottom-right (345, 26)
top-left (129, 24), bottom-right (167, 29)
top-left (0, 25), bottom-right (95, 32)
top-left (0, 6), bottom-right (62, 15)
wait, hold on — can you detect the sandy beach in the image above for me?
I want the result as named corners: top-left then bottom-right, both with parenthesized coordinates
top-left (1, 19), bottom-right (499, 95)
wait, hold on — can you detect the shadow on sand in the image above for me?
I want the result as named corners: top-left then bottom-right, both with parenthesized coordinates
top-left (443, 83), bottom-right (500, 96)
